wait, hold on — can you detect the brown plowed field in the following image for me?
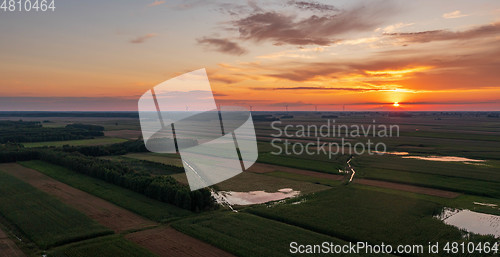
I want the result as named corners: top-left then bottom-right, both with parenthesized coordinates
top-left (0, 163), bottom-right (156, 233)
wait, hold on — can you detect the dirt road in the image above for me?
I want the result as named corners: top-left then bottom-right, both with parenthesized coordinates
top-left (0, 228), bottom-right (25, 257)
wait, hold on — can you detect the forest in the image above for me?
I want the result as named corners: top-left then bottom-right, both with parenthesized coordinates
top-left (0, 121), bottom-right (105, 143)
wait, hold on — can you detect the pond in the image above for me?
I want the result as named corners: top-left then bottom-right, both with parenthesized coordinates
top-left (436, 208), bottom-right (500, 238)
top-left (402, 155), bottom-right (484, 163)
top-left (213, 188), bottom-right (300, 206)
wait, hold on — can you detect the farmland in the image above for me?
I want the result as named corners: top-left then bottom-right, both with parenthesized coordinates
top-left (0, 170), bottom-right (111, 249)
top-left (125, 226), bottom-right (235, 257)
top-left (20, 160), bottom-right (192, 223)
top-left (48, 235), bottom-right (158, 257)
top-left (0, 163), bottom-right (157, 233)
top-left (0, 112), bottom-right (498, 257)
top-left (248, 187), bottom-right (497, 257)
top-left (172, 212), bottom-right (388, 257)
top-left (22, 137), bottom-right (127, 148)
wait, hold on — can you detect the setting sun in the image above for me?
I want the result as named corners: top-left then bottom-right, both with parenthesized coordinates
top-left (393, 102), bottom-right (400, 107)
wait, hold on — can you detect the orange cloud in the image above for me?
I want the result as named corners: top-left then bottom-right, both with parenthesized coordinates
top-left (147, 0), bottom-right (165, 7)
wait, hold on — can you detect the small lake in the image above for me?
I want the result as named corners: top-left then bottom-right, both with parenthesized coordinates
top-left (402, 156), bottom-right (485, 163)
top-left (374, 151), bottom-right (485, 164)
top-left (213, 188), bottom-right (300, 206)
top-left (436, 208), bottom-right (500, 238)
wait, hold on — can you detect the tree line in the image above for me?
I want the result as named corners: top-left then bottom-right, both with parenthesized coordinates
top-left (0, 121), bottom-right (105, 143)
top-left (0, 146), bottom-right (215, 212)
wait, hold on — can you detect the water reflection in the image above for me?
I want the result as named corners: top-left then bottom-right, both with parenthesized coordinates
top-left (402, 156), bottom-right (485, 163)
top-left (436, 208), bottom-right (500, 238)
top-left (212, 188), bottom-right (300, 206)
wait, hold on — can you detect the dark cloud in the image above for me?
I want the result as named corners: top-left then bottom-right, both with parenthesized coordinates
top-left (268, 64), bottom-right (347, 81)
top-left (248, 37), bottom-right (500, 92)
top-left (287, 1), bottom-right (338, 12)
top-left (233, 2), bottom-right (393, 46)
top-left (385, 22), bottom-right (500, 43)
top-left (197, 37), bottom-right (248, 55)
top-left (129, 33), bottom-right (157, 44)
top-left (205, 1), bottom-right (394, 51)
top-left (247, 0), bottom-right (263, 12)
top-left (215, 3), bottom-right (251, 16)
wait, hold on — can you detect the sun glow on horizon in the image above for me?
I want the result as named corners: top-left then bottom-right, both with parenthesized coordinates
top-left (393, 102), bottom-right (400, 107)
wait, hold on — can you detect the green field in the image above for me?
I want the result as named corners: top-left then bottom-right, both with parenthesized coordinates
top-left (353, 154), bottom-right (500, 198)
top-left (22, 137), bottom-right (127, 148)
top-left (257, 152), bottom-right (344, 173)
top-left (215, 170), bottom-right (331, 193)
top-left (264, 171), bottom-right (343, 187)
top-left (248, 187), bottom-right (497, 256)
top-left (173, 212), bottom-right (387, 257)
top-left (0, 170), bottom-right (111, 249)
top-left (48, 235), bottom-right (158, 257)
top-left (21, 160), bottom-right (192, 222)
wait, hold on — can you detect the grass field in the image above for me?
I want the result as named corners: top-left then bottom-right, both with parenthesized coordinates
top-left (22, 137), bottom-right (127, 148)
top-left (354, 154), bottom-right (500, 182)
top-left (215, 170), bottom-right (330, 193)
top-left (173, 212), bottom-right (388, 257)
top-left (0, 170), bottom-right (111, 249)
top-left (20, 160), bottom-right (192, 222)
top-left (248, 187), bottom-right (497, 256)
top-left (264, 171), bottom-right (343, 187)
top-left (353, 154), bottom-right (500, 198)
top-left (257, 153), bottom-right (344, 174)
top-left (48, 235), bottom-right (158, 257)
top-left (350, 183), bottom-right (500, 216)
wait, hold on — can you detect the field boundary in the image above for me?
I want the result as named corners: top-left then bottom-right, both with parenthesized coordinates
top-left (0, 227), bottom-right (26, 257)
top-left (0, 163), bottom-right (157, 233)
top-left (249, 163), bottom-right (461, 198)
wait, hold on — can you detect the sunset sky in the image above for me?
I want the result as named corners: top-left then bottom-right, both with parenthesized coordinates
top-left (0, 0), bottom-right (499, 111)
